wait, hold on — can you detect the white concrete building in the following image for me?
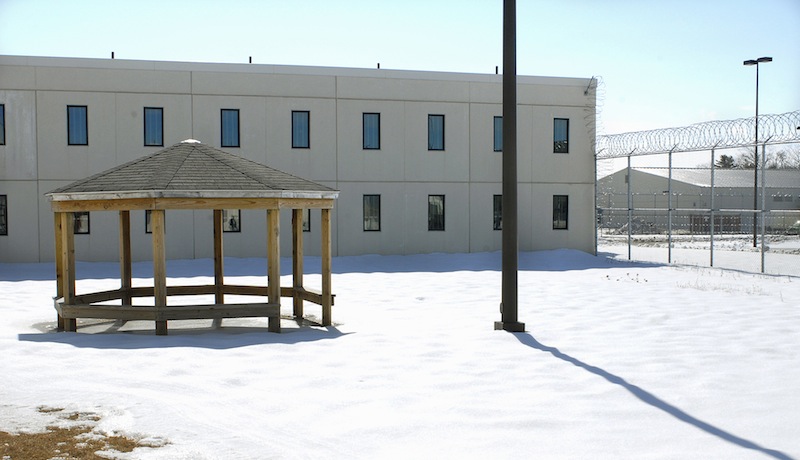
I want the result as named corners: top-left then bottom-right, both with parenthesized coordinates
top-left (0, 55), bottom-right (597, 263)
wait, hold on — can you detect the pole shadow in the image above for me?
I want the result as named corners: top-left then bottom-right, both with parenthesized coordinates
top-left (514, 333), bottom-right (793, 460)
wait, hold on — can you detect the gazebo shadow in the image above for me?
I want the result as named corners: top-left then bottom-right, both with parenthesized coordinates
top-left (513, 333), bottom-right (792, 460)
top-left (18, 319), bottom-right (349, 350)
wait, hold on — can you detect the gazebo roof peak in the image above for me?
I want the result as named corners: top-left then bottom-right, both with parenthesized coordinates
top-left (47, 141), bottom-right (339, 201)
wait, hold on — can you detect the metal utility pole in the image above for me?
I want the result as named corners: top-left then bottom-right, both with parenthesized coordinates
top-left (496, 0), bottom-right (524, 332)
top-left (743, 56), bottom-right (772, 247)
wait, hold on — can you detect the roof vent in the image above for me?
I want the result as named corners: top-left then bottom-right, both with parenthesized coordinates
top-left (181, 139), bottom-right (201, 144)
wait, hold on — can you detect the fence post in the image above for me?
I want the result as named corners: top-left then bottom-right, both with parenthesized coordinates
top-left (627, 153), bottom-right (632, 260)
top-left (710, 147), bottom-right (716, 267)
top-left (668, 148), bottom-right (674, 264)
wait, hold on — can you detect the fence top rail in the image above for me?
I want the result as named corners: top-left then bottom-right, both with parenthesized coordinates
top-left (597, 110), bottom-right (800, 159)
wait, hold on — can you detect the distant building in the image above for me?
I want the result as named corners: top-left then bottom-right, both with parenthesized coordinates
top-left (0, 55), bottom-right (597, 262)
top-left (598, 168), bottom-right (800, 233)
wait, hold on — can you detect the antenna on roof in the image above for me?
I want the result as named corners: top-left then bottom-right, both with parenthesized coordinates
top-left (111, 52), bottom-right (115, 59)
top-left (377, 63), bottom-right (380, 69)
top-left (249, 56), bottom-right (252, 64)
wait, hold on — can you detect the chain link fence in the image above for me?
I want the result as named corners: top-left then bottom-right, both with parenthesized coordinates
top-left (596, 147), bottom-right (800, 277)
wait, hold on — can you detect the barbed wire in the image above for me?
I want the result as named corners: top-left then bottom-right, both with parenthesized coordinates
top-left (596, 110), bottom-right (800, 159)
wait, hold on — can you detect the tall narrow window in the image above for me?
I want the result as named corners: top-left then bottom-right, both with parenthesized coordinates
top-left (553, 195), bottom-right (569, 230)
top-left (144, 107), bottom-right (163, 146)
top-left (493, 116), bottom-right (503, 152)
top-left (363, 113), bottom-right (380, 150)
top-left (428, 114), bottom-right (445, 150)
top-left (73, 212), bottom-right (90, 234)
top-left (145, 210), bottom-right (165, 234)
top-left (554, 118), bottom-right (569, 153)
top-left (67, 105), bottom-right (88, 145)
top-left (303, 208), bottom-right (311, 232)
top-left (292, 110), bottom-right (310, 148)
top-left (0, 104), bottom-right (5, 145)
top-left (493, 195), bottom-right (503, 230)
top-left (363, 195), bottom-right (381, 231)
top-left (221, 109), bottom-right (240, 147)
top-left (223, 209), bottom-right (241, 232)
top-left (0, 195), bottom-right (7, 235)
top-left (428, 195), bottom-right (445, 231)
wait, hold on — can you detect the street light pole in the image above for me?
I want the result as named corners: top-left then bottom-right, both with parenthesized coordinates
top-left (743, 56), bottom-right (772, 247)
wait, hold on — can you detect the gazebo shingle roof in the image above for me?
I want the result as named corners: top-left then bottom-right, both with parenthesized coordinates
top-left (48, 140), bottom-right (338, 199)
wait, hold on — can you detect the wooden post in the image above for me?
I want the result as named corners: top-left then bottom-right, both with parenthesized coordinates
top-left (119, 210), bottom-right (132, 305)
top-left (54, 213), bottom-right (65, 330)
top-left (151, 210), bottom-right (168, 335)
top-left (267, 209), bottom-right (281, 332)
top-left (321, 208), bottom-right (332, 326)
top-left (59, 212), bottom-right (77, 332)
top-left (292, 208), bottom-right (304, 319)
top-left (213, 210), bottom-right (224, 328)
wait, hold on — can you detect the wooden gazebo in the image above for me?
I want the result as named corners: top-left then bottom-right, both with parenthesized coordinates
top-left (46, 140), bottom-right (338, 335)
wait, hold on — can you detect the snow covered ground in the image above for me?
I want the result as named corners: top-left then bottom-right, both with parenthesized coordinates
top-left (1, 250), bottom-right (799, 459)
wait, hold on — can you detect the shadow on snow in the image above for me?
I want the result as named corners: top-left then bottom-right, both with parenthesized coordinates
top-left (514, 333), bottom-right (793, 460)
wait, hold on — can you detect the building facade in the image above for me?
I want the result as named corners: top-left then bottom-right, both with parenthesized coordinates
top-left (0, 55), bottom-right (597, 263)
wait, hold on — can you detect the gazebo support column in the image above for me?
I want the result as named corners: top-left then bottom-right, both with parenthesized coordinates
top-left (321, 208), bottom-right (332, 326)
top-left (54, 213), bottom-right (65, 330)
top-left (119, 211), bottom-right (132, 306)
top-left (58, 212), bottom-right (77, 332)
top-left (267, 209), bottom-right (281, 333)
top-left (151, 210), bottom-right (168, 335)
top-left (212, 209), bottom-right (224, 328)
top-left (292, 209), bottom-right (304, 319)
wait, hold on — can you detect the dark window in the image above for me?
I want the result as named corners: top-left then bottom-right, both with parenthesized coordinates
top-left (67, 105), bottom-right (88, 145)
top-left (221, 109), bottom-right (240, 147)
top-left (363, 113), bottom-right (380, 150)
top-left (554, 118), bottom-right (569, 153)
top-left (428, 114), bottom-right (445, 150)
top-left (363, 195), bottom-right (381, 231)
top-left (73, 212), bottom-right (90, 234)
top-left (493, 195), bottom-right (502, 230)
top-left (0, 195), bottom-right (7, 235)
top-left (428, 195), bottom-right (445, 231)
top-left (493, 116), bottom-right (503, 152)
top-left (145, 210), bottom-right (165, 234)
top-left (292, 111), bottom-right (310, 148)
top-left (144, 107), bottom-right (163, 146)
top-left (223, 209), bottom-right (241, 232)
top-left (303, 208), bottom-right (311, 232)
top-left (0, 104), bottom-right (5, 145)
top-left (553, 195), bottom-right (568, 230)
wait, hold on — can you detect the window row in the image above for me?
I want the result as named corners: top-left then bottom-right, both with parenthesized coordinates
top-left (55, 104), bottom-right (569, 153)
top-left (0, 194), bottom-right (567, 238)
top-left (361, 194), bottom-right (569, 232)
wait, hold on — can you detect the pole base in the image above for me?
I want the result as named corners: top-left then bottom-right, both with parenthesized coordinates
top-left (494, 321), bottom-right (525, 332)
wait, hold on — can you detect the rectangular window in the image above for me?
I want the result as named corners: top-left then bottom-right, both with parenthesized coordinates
top-left (554, 118), bottom-right (569, 153)
top-left (221, 109), bottom-right (240, 147)
top-left (428, 195), bottom-right (445, 231)
top-left (303, 208), bottom-right (311, 232)
top-left (223, 209), bottom-right (241, 232)
top-left (0, 195), bottom-right (7, 235)
top-left (493, 195), bottom-right (502, 230)
top-left (363, 113), bottom-right (380, 150)
top-left (145, 210), bottom-right (165, 234)
top-left (67, 105), bottom-right (88, 145)
top-left (553, 195), bottom-right (569, 230)
top-left (493, 116), bottom-right (503, 152)
top-left (428, 114), bottom-right (445, 150)
top-left (144, 107), bottom-right (163, 146)
top-left (363, 195), bottom-right (381, 231)
top-left (73, 212), bottom-right (90, 234)
top-left (0, 104), bottom-right (5, 145)
top-left (292, 110), bottom-right (310, 148)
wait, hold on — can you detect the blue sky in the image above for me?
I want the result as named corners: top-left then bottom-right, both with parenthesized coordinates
top-left (1, 0), bottom-right (798, 135)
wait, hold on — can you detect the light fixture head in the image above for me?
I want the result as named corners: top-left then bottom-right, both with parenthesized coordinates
top-left (743, 59), bottom-right (758, 66)
top-left (757, 57), bottom-right (773, 63)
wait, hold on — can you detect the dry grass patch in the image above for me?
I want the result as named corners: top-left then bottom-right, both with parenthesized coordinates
top-left (0, 406), bottom-right (167, 459)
